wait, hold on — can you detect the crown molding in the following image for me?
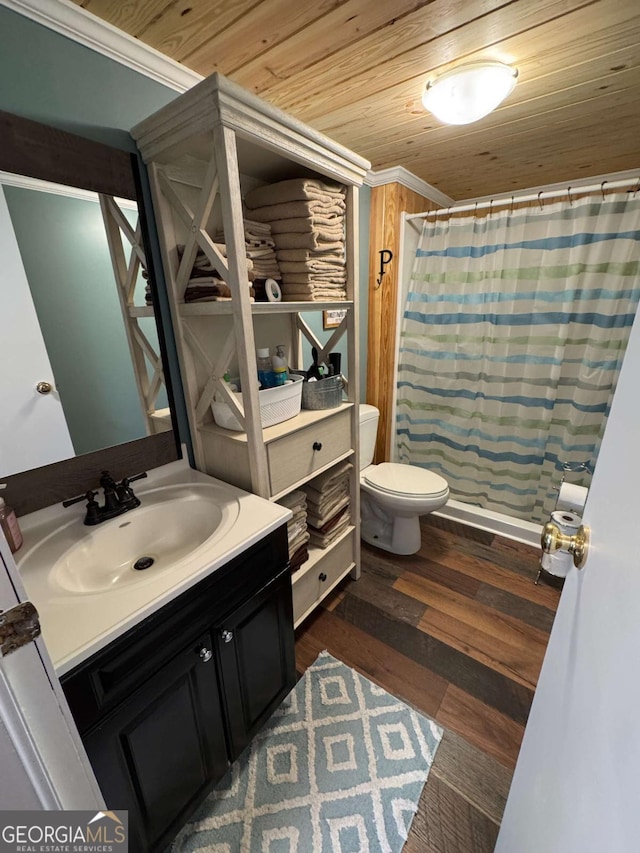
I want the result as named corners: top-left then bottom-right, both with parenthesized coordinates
top-left (1, 0), bottom-right (202, 93)
top-left (365, 166), bottom-right (455, 207)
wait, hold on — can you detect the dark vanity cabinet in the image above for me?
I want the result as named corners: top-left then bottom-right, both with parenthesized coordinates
top-left (61, 526), bottom-right (294, 853)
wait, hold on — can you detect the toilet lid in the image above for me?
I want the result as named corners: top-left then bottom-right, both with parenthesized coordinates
top-left (364, 463), bottom-right (448, 498)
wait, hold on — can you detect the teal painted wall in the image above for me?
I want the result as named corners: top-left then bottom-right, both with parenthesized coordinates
top-left (0, 7), bottom-right (176, 146)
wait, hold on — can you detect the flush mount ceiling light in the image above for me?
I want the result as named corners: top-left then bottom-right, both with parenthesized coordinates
top-left (422, 61), bottom-right (518, 125)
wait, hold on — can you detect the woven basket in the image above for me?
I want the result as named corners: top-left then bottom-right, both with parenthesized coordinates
top-left (212, 374), bottom-right (303, 431)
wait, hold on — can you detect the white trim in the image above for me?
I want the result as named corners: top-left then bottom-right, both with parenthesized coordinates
top-left (434, 499), bottom-right (542, 547)
top-left (1, 0), bottom-right (202, 93)
top-left (0, 171), bottom-right (138, 209)
top-left (366, 166), bottom-right (454, 207)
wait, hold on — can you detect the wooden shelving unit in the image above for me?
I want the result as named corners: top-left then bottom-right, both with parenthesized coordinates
top-left (132, 72), bottom-right (370, 626)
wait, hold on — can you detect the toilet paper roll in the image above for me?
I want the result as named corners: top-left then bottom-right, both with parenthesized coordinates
top-left (556, 482), bottom-right (588, 513)
top-left (542, 510), bottom-right (583, 578)
top-left (541, 549), bottom-right (572, 578)
top-left (550, 509), bottom-right (582, 530)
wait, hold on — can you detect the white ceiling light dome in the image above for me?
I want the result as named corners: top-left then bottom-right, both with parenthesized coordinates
top-left (422, 61), bottom-right (518, 125)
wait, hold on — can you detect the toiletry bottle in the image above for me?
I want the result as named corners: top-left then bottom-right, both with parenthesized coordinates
top-left (256, 348), bottom-right (276, 389)
top-left (0, 497), bottom-right (23, 554)
top-left (272, 345), bottom-right (289, 386)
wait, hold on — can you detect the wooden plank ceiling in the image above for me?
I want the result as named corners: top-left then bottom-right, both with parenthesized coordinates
top-left (72, 0), bottom-right (640, 200)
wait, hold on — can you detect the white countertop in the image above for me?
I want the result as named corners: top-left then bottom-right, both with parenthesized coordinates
top-left (15, 458), bottom-right (291, 676)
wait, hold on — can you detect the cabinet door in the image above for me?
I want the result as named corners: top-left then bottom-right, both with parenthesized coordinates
top-left (217, 568), bottom-right (295, 759)
top-left (83, 631), bottom-right (228, 853)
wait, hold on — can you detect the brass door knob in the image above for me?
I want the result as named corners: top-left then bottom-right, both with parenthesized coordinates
top-left (541, 522), bottom-right (590, 569)
top-left (36, 381), bottom-right (53, 395)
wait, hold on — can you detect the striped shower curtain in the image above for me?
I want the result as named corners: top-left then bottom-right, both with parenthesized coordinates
top-left (396, 193), bottom-right (640, 523)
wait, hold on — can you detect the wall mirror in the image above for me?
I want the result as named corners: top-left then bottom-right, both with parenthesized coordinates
top-left (0, 110), bottom-right (179, 482)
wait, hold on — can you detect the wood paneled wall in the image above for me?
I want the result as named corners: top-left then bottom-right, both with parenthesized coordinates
top-left (366, 183), bottom-right (437, 463)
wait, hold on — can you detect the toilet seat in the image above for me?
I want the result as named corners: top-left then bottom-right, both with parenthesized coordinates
top-left (363, 462), bottom-right (448, 499)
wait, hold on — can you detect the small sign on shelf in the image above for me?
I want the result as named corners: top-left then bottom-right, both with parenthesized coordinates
top-left (323, 308), bottom-right (347, 330)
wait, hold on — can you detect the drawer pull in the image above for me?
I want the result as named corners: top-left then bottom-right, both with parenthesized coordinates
top-left (198, 647), bottom-right (213, 663)
top-left (319, 572), bottom-right (327, 582)
top-left (313, 441), bottom-right (323, 451)
top-left (221, 629), bottom-right (234, 644)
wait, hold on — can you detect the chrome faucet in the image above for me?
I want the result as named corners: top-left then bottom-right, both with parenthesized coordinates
top-left (63, 470), bottom-right (147, 525)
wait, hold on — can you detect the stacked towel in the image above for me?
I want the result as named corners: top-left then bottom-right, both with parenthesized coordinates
top-left (277, 490), bottom-right (310, 573)
top-left (179, 245), bottom-right (255, 303)
top-left (302, 461), bottom-right (352, 549)
top-left (244, 179), bottom-right (347, 302)
top-left (244, 219), bottom-right (281, 287)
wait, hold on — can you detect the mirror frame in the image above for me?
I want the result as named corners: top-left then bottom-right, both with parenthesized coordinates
top-left (0, 109), bottom-right (181, 516)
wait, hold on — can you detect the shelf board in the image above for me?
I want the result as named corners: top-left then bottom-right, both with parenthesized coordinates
top-left (292, 525), bottom-right (355, 579)
top-left (129, 306), bottom-right (155, 318)
top-left (201, 401), bottom-right (354, 444)
top-left (179, 299), bottom-right (353, 317)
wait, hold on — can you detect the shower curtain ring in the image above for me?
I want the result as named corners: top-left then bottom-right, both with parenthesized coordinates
top-left (489, 199), bottom-right (493, 217)
top-left (567, 186), bottom-right (573, 206)
top-left (510, 196), bottom-right (515, 214)
top-left (601, 180), bottom-right (608, 201)
top-left (537, 191), bottom-right (544, 211)
top-left (634, 178), bottom-right (640, 197)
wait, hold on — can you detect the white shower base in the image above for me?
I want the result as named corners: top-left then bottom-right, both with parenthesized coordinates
top-left (433, 498), bottom-right (542, 547)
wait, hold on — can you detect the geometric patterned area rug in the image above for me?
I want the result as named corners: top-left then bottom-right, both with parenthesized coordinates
top-left (172, 651), bottom-right (443, 852)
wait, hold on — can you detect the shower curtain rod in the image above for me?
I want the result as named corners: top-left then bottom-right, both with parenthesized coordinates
top-left (405, 176), bottom-right (640, 221)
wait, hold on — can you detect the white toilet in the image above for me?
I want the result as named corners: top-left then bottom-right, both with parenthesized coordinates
top-left (359, 404), bottom-right (449, 555)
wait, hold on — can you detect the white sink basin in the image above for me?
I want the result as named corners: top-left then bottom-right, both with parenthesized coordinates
top-left (19, 483), bottom-right (240, 596)
top-left (15, 459), bottom-right (292, 676)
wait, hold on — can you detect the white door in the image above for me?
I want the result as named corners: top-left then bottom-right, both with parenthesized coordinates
top-left (0, 531), bottom-right (104, 809)
top-left (0, 185), bottom-right (74, 476)
top-left (496, 307), bottom-right (640, 850)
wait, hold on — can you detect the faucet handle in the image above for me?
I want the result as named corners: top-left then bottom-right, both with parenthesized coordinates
top-left (116, 471), bottom-right (147, 508)
top-left (62, 490), bottom-right (100, 525)
top-left (62, 489), bottom-right (97, 508)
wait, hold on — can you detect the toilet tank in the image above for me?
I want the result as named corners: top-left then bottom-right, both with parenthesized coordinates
top-left (359, 404), bottom-right (380, 469)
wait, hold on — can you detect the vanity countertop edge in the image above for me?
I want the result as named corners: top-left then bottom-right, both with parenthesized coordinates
top-left (15, 457), bottom-right (291, 677)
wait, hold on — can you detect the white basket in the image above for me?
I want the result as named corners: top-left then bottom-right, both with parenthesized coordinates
top-left (212, 374), bottom-right (303, 431)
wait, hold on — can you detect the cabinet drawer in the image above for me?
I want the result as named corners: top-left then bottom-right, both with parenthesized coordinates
top-left (292, 531), bottom-right (354, 626)
top-left (267, 410), bottom-right (351, 495)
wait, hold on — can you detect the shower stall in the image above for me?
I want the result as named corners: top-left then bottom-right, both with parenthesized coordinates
top-left (393, 182), bottom-right (640, 541)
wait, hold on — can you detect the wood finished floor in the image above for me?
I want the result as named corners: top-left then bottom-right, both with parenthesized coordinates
top-left (294, 515), bottom-right (561, 852)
